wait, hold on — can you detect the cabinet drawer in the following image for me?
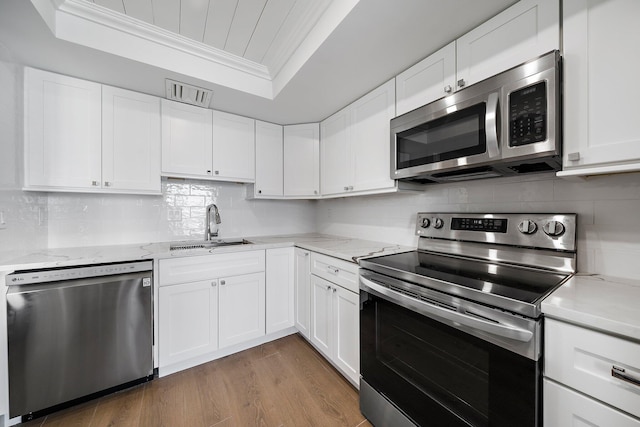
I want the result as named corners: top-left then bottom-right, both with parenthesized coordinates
top-left (545, 318), bottom-right (640, 418)
top-left (544, 379), bottom-right (640, 427)
top-left (159, 250), bottom-right (265, 286)
top-left (310, 252), bottom-right (358, 293)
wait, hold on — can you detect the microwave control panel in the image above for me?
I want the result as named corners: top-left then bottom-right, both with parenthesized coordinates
top-left (509, 81), bottom-right (547, 146)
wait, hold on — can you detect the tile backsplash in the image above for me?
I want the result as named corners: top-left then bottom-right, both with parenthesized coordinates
top-left (317, 172), bottom-right (640, 280)
top-left (42, 179), bottom-right (317, 248)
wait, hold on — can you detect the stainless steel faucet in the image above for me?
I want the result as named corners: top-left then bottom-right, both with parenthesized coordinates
top-left (205, 203), bottom-right (221, 240)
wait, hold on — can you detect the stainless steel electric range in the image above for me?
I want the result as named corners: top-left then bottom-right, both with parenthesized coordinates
top-left (359, 212), bottom-right (576, 427)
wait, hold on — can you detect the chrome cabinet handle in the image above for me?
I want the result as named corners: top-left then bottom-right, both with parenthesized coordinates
top-left (327, 266), bottom-right (339, 274)
top-left (444, 85), bottom-right (452, 93)
top-left (104, 181), bottom-right (112, 187)
top-left (257, 190), bottom-right (262, 194)
top-left (485, 91), bottom-right (500, 158)
top-left (214, 171), bottom-right (219, 175)
top-left (347, 186), bottom-right (353, 191)
top-left (326, 285), bottom-right (331, 290)
top-left (220, 280), bottom-right (226, 285)
top-left (612, 366), bottom-right (640, 387)
top-left (568, 152), bottom-right (581, 161)
top-left (344, 186), bottom-right (348, 191)
top-left (91, 180), bottom-right (99, 186)
top-left (332, 287), bottom-right (337, 293)
top-left (457, 78), bottom-right (466, 88)
top-left (211, 281), bottom-right (217, 287)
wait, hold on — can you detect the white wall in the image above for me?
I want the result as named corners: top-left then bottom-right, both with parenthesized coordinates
top-left (317, 172), bottom-right (640, 280)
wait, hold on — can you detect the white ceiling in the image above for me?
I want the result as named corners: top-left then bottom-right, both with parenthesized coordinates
top-left (87, 0), bottom-right (332, 79)
top-left (0, 0), bottom-right (518, 124)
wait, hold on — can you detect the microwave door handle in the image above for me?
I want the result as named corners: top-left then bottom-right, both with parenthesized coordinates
top-left (486, 92), bottom-right (500, 158)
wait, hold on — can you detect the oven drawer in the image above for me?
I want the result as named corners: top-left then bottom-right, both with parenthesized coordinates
top-left (310, 252), bottom-right (358, 293)
top-left (545, 318), bottom-right (640, 418)
top-left (544, 379), bottom-right (640, 427)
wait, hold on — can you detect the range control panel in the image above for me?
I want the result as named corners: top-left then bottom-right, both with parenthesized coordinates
top-left (416, 212), bottom-right (577, 251)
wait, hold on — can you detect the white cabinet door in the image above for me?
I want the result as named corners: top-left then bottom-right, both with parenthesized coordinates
top-left (212, 110), bottom-right (255, 182)
top-left (24, 67), bottom-right (102, 190)
top-left (559, 0), bottom-right (640, 176)
top-left (320, 107), bottom-right (351, 196)
top-left (284, 123), bottom-right (320, 197)
top-left (351, 79), bottom-right (396, 193)
top-left (310, 275), bottom-right (333, 359)
top-left (396, 41), bottom-right (456, 116)
top-left (456, 0), bottom-right (559, 90)
top-left (158, 280), bottom-right (218, 368)
top-left (294, 249), bottom-right (311, 339)
top-left (161, 99), bottom-right (213, 178)
top-left (544, 380), bottom-right (640, 427)
top-left (265, 247), bottom-right (294, 334)
top-left (218, 272), bottom-right (266, 348)
top-left (332, 285), bottom-right (359, 385)
top-left (255, 120), bottom-right (284, 197)
top-left (102, 85), bottom-right (161, 193)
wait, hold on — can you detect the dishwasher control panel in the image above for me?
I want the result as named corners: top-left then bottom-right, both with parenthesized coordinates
top-left (7, 261), bottom-right (153, 285)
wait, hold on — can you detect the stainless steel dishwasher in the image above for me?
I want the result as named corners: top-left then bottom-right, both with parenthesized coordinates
top-left (6, 261), bottom-right (154, 420)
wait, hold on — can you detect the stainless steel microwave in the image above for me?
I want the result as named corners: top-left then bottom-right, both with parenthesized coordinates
top-left (391, 51), bottom-right (561, 184)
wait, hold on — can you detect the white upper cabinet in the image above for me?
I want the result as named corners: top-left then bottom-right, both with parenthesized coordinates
top-left (212, 110), bottom-right (255, 182)
top-left (320, 108), bottom-right (351, 196)
top-left (558, 0), bottom-right (640, 177)
top-left (254, 120), bottom-right (284, 197)
top-left (24, 68), bottom-right (161, 194)
top-left (320, 79), bottom-right (396, 197)
top-left (456, 0), bottom-right (559, 90)
top-left (350, 79), bottom-right (396, 193)
top-left (396, 41), bottom-right (456, 116)
top-left (283, 123), bottom-right (320, 197)
top-left (102, 85), bottom-right (161, 193)
top-left (24, 67), bottom-right (102, 191)
top-left (161, 98), bottom-right (213, 178)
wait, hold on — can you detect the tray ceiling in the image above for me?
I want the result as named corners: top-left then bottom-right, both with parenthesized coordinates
top-left (87, 0), bottom-right (332, 79)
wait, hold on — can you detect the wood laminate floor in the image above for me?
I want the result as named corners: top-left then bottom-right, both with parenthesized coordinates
top-left (20, 334), bottom-right (372, 427)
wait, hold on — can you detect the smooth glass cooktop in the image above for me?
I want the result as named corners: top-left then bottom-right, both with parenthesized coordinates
top-left (362, 251), bottom-right (568, 305)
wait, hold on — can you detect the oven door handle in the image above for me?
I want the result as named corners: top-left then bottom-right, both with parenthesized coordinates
top-left (360, 276), bottom-right (534, 343)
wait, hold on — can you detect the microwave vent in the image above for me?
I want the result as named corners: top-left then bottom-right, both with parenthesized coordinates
top-left (507, 162), bottom-right (556, 174)
top-left (165, 79), bottom-right (213, 108)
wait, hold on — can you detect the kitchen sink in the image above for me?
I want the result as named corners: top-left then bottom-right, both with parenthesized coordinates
top-left (169, 238), bottom-right (253, 251)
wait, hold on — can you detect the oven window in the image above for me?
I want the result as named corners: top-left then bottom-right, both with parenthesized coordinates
top-left (396, 103), bottom-right (486, 170)
top-left (361, 292), bottom-right (540, 427)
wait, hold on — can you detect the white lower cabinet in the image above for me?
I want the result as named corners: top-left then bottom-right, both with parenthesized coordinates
top-left (218, 272), bottom-right (265, 348)
top-left (294, 248), bottom-right (311, 339)
top-left (159, 280), bottom-right (219, 368)
top-left (265, 247), bottom-right (295, 334)
top-left (307, 253), bottom-right (360, 386)
top-left (544, 379), bottom-right (640, 427)
top-left (544, 318), bottom-right (640, 424)
top-left (158, 250), bottom-right (267, 374)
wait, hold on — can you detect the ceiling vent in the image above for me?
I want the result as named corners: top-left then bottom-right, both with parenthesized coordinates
top-left (165, 79), bottom-right (213, 108)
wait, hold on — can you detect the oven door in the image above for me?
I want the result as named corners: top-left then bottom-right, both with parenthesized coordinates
top-left (360, 273), bottom-right (541, 427)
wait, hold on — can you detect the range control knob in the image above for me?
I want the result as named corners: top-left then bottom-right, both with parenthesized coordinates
top-left (420, 218), bottom-right (431, 228)
top-left (543, 220), bottom-right (565, 237)
top-left (432, 217), bottom-right (444, 229)
top-left (518, 220), bottom-right (537, 235)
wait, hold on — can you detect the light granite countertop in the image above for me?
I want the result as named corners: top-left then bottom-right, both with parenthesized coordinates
top-left (542, 273), bottom-right (640, 341)
top-left (0, 233), bottom-right (414, 273)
